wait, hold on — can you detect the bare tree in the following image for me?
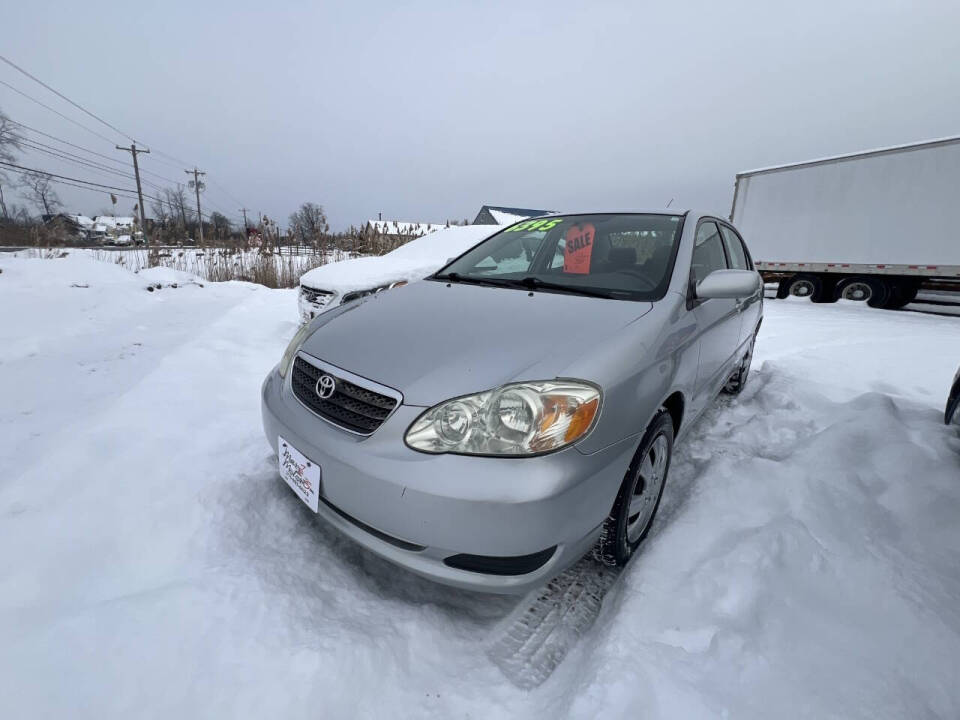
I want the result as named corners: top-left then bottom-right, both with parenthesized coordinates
top-left (150, 195), bottom-right (170, 225)
top-left (0, 109), bottom-right (24, 219)
top-left (209, 211), bottom-right (232, 237)
top-left (0, 110), bottom-right (21, 166)
top-left (288, 202), bottom-right (329, 251)
top-left (164, 184), bottom-right (193, 230)
top-left (19, 169), bottom-right (61, 217)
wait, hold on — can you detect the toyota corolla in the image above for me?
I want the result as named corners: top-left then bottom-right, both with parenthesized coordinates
top-left (261, 211), bottom-right (762, 593)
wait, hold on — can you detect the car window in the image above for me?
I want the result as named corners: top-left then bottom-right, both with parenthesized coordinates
top-left (470, 232), bottom-right (538, 275)
top-left (691, 221), bottom-right (728, 284)
top-left (435, 214), bottom-right (684, 301)
top-left (720, 225), bottom-right (750, 270)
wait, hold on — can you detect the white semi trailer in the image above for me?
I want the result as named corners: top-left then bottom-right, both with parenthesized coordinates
top-left (730, 135), bottom-right (960, 308)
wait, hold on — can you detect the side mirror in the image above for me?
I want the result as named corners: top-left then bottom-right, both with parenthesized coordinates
top-left (696, 269), bottom-right (760, 300)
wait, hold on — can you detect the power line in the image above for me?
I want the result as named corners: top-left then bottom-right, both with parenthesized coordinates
top-left (1, 59), bottom-right (249, 222)
top-left (19, 138), bottom-right (135, 180)
top-left (0, 159), bottom-right (138, 194)
top-left (8, 119), bottom-right (182, 185)
top-left (0, 54), bottom-right (136, 143)
top-left (0, 78), bottom-right (118, 145)
top-left (16, 140), bottom-right (170, 202)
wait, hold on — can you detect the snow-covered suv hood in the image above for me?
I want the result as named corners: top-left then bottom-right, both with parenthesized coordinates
top-left (299, 225), bottom-right (496, 293)
top-left (299, 256), bottom-right (436, 294)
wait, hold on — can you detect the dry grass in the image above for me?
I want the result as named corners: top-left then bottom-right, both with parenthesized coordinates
top-left (14, 245), bottom-right (357, 289)
top-left (116, 247), bottom-right (350, 288)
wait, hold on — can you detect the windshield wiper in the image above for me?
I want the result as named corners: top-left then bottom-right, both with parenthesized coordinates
top-left (433, 272), bottom-right (513, 288)
top-left (509, 276), bottom-right (618, 299)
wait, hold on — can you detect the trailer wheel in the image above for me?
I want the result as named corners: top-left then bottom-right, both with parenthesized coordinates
top-left (884, 282), bottom-right (919, 310)
top-left (776, 278), bottom-right (791, 299)
top-left (866, 279), bottom-right (891, 308)
top-left (787, 275), bottom-right (820, 300)
top-left (811, 277), bottom-right (838, 303)
top-left (836, 277), bottom-right (875, 302)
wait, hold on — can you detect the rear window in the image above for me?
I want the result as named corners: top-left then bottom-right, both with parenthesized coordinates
top-left (720, 225), bottom-right (751, 270)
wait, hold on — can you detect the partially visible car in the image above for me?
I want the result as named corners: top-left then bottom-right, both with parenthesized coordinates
top-left (113, 234), bottom-right (133, 247)
top-left (297, 225), bottom-right (497, 323)
top-left (946, 366), bottom-right (960, 425)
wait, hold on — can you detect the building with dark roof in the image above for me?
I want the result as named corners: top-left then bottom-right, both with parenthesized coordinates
top-left (472, 205), bottom-right (553, 225)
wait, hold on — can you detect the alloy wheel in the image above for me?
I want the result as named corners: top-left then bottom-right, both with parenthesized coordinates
top-left (626, 434), bottom-right (669, 543)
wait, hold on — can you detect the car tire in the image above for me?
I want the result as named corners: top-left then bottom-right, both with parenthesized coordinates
top-left (595, 409), bottom-right (674, 567)
top-left (723, 335), bottom-right (755, 395)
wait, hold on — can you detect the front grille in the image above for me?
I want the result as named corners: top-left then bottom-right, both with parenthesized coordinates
top-left (291, 356), bottom-right (399, 435)
top-left (301, 285), bottom-right (334, 309)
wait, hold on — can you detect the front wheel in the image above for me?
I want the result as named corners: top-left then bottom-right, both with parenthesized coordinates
top-left (723, 336), bottom-right (755, 395)
top-left (595, 410), bottom-right (674, 567)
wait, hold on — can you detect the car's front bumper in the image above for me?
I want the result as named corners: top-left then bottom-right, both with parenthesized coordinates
top-left (260, 364), bottom-right (638, 593)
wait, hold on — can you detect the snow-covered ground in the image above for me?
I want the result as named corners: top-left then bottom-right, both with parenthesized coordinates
top-left (2, 252), bottom-right (959, 719)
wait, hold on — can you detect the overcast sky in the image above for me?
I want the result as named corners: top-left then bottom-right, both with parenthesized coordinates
top-left (2, 0), bottom-right (959, 230)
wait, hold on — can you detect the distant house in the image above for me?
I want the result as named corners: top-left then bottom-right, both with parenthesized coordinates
top-left (42, 213), bottom-right (94, 242)
top-left (94, 215), bottom-right (136, 232)
top-left (472, 205), bottom-right (553, 225)
top-left (94, 215), bottom-right (144, 244)
top-left (364, 219), bottom-right (448, 243)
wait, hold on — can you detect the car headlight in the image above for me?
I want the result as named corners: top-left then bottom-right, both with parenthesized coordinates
top-left (278, 322), bottom-right (315, 378)
top-left (405, 380), bottom-right (601, 456)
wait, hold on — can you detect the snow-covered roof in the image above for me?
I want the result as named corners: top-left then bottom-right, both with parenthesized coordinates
top-left (94, 216), bottom-right (135, 229)
top-left (489, 209), bottom-right (534, 225)
top-left (473, 205), bottom-right (553, 225)
top-left (68, 214), bottom-right (95, 227)
top-left (366, 220), bottom-right (447, 236)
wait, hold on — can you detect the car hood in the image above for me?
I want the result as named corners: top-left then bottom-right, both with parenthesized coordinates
top-left (300, 279), bottom-right (653, 406)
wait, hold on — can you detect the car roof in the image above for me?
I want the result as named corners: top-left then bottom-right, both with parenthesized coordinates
top-left (533, 208), bottom-right (691, 218)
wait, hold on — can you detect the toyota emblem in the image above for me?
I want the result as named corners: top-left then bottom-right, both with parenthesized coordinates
top-left (315, 374), bottom-right (336, 400)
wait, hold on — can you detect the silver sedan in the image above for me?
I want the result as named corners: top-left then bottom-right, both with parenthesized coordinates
top-left (261, 211), bottom-right (762, 593)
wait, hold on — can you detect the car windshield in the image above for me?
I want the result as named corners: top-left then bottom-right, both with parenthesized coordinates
top-left (432, 213), bottom-right (684, 300)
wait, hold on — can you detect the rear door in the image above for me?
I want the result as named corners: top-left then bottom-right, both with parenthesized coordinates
top-left (690, 220), bottom-right (741, 408)
top-left (719, 223), bottom-right (762, 347)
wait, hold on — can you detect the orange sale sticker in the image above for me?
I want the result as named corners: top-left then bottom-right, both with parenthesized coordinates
top-left (563, 223), bottom-right (595, 274)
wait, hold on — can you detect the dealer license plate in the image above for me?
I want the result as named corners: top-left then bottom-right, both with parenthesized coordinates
top-left (278, 436), bottom-right (320, 512)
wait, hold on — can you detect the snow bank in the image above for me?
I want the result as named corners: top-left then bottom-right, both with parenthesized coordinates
top-left (299, 225), bottom-right (495, 292)
top-left (1, 255), bottom-right (959, 719)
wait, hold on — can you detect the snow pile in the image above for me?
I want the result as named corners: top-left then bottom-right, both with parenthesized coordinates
top-left (299, 224), bottom-right (495, 292)
top-left (1, 255), bottom-right (959, 719)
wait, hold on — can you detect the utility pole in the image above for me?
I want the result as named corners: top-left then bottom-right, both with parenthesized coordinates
top-left (185, 167), bottom-right (206, 245)
top-left (116, 142), bottom-right (151, 249)
top-left (239, 207), bottom-right (249, 237)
